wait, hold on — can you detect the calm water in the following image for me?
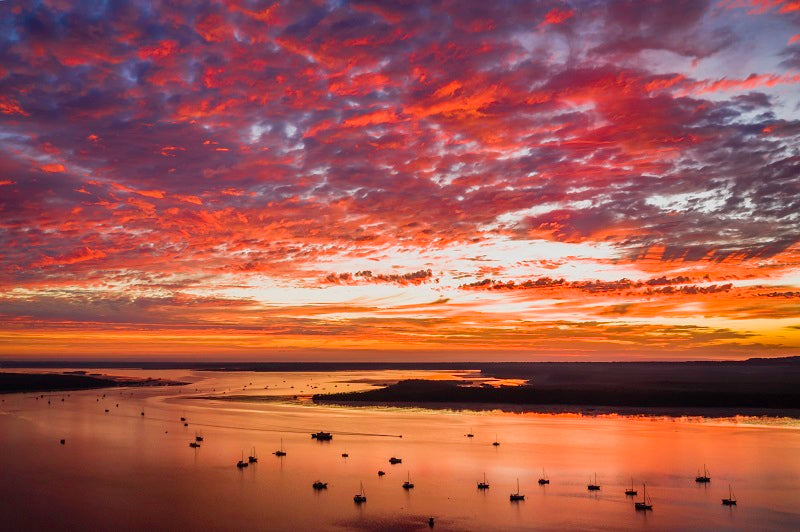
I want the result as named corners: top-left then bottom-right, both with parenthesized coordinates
top-left (1, 369), bottom-right (799, 531)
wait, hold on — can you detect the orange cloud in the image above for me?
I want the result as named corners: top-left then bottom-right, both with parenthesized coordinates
top-left (0, 96), bottom-right (28, 116)
top-left (433, 80), bottom-right (463, 98)
top-left (342, 109), bottom-right (401, 128)
top-left (175, 195), bottom-right (203, 205)
top-left (39, 163), bottom-right (65, 173)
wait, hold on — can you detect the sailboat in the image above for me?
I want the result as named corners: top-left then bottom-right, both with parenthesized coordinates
top-left (236, 450), bottom-right (248, 468)
top-left (509, 478), bottom-right (525, 501)
top-left (634, 483), bottom-right (653, 510)
top-left (492, 434), bottom-right (500, 446)
top-left (538, 468), bottom-right (550, 485)
top-left (478, 472), bottom-right (489, 490)
top-left (466, 428), bottom-right (474, 438)
top-left (587, 473), bottom-right (600, 491)
top-left (722, 485), bottom-right (737, 506)
top-left (695, 464), bottom-right (711, 483)
top-left (403, 471), bottom-right (415, 489)
top-left (195, 434), bottom-right (204, 442)
top-left (353, 482), bottom-right (367, 503)
top-left (625, 478), bottom-right (637, 496)
top-left (273, 439), bottom-right (286, 456)
top-left (248, 447), bottom-right (258, 463)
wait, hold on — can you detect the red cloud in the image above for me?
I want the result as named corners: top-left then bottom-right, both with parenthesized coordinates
top-left (34, 247), bottom-right (108, 268)
top-left (196, 13), bottom-right (234, 42)
top-left (540, 8), bottom-right (575, 27)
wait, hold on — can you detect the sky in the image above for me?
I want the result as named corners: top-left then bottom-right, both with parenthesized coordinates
top-left (1, 0), bottom-right (799, 361)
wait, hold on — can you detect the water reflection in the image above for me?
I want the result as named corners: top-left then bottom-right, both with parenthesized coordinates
top-left (0, 369), bottom-right (798, 531)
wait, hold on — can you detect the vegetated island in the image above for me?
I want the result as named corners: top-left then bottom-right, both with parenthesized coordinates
top-left (0, 372), bottom-right (186, 394)
top-left (313, 357), bottom-right (800, 417)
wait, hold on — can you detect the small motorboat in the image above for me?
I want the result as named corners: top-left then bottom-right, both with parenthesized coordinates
top-left (312, 480), bottom-right (328, 490)
top-left (189, 442), bottom-right (200, 448)
top-left (389, 457), bottom-right (402, 464)
top-left (378, 470), bottom-right (386, 476)
top-left (312, 431), bottom-right (333, 440)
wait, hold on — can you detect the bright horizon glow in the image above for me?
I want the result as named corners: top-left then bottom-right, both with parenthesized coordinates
top-left (1, 0), bottom-right (799, 360)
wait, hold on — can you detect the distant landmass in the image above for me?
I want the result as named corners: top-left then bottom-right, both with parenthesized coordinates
top-left (0, 372), bottom-right (185, 394)
top-left (311, 357), bottom-right (800, 416)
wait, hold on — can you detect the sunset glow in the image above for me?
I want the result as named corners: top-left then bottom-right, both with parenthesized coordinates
top-left (1, 0), bottom-right (800, 359)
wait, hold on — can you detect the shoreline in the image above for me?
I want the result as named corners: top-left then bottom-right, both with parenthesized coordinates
top-left (311, 398), bottom-right (800, 421)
